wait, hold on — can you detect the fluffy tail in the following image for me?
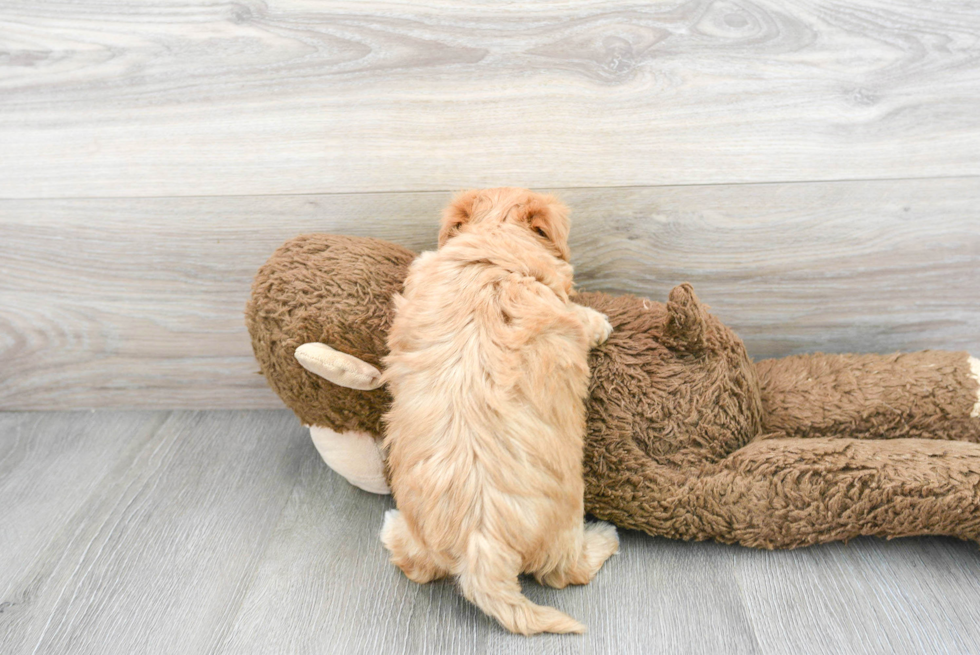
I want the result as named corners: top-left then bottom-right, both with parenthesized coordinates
top-left (458, 532), bottom-right (585, 635)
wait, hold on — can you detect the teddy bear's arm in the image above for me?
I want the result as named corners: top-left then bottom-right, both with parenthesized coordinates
top-left (292, 342), bottom-right (390, 494)
top-left (755, 351), bottom-right (980, 442)
top-left (295, 342), bottom-right (383, 391)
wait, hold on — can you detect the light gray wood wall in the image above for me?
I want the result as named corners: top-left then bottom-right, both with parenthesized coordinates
top-left (2, 0), bottom-right (980, 197)
top-left (1, 1), bottom-right (978, 409)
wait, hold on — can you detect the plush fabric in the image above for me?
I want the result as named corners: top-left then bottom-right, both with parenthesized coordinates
top-left (246, 234), bottom-right (980, 549)
top-left (246, 234), bottom-right (408, 432)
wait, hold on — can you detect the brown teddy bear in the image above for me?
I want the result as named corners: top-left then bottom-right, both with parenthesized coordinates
top-left (246, 233), bottom-right (980, 549)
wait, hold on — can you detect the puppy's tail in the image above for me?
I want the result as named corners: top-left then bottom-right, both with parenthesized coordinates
top-left (459, 532), bottom-right (585, 635)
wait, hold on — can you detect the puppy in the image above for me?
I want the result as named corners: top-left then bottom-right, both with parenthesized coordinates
top-left (380, 188), bottom-right (619, 635)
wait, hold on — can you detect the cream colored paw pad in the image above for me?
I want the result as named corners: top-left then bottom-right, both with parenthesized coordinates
top-left (308, 426), bottom-right (391, 494)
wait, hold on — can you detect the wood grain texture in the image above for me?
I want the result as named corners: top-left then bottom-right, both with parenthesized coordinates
top-left (217, 451), bottom-right (761, 655)
top-left (0, 412), bottom-right (168, 606)
top-left (1, 178), bottom-right (977, 409)
top-left (215, 447), bottom-right (489, 655)
top-left (4, 410), bottom-right (980, 654)
top-left (735, 538), bottom-right (980, 654)
top-left (2, 0), bottom-right (980, 197)
top-left (0, 410), bottom-right (310, 655)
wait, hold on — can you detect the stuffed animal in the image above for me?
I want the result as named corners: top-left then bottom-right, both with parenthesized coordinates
top-left (246, 233), bottom-right (980, 549)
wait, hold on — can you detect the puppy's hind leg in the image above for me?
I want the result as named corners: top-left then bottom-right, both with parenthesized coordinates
top-left (536, 521), bottom-right (619, 589)
top-left (380, 509), bottom-right (448, 584)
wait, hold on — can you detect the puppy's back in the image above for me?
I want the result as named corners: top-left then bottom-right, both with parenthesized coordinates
top-left (382, 234), bottom-right (591, 634)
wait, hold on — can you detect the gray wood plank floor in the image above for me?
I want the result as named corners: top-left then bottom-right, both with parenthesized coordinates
top-left (3, 410), bottom-right (980, 655)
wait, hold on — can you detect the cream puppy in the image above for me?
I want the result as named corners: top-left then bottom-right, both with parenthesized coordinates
top-left (380, 188), bottom-right (619, 635)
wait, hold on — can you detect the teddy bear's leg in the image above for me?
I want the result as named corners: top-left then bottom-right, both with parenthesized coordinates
top-left (694, 436), bottom-right (980, 548)
top-left (755, 351), bottom-right (980, 442)
top-left (308, 425), bottom-right (391, 494)
top-left (585, 435), bottom-right (980, 548)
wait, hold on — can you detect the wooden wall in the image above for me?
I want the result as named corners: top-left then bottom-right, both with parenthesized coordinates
top-left (1, 0), bottom-right (978, 409)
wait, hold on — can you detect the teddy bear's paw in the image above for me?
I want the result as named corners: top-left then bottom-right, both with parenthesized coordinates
top-left (308, 426), bottom-right (390, 494)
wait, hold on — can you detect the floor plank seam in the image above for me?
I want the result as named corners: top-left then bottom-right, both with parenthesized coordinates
top-left (24, 410), bottom-right (174, 655)
top-left (3, 173), bottom-right (980, 203)
top-left (730, 551), bottom-right (766, 655)
top-left (207, 429), bottom-right (312, 655)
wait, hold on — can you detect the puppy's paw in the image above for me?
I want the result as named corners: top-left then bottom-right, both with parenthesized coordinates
top-left (584, 521), bottom-right (620, 559)
top-left (381, 509), bottom-right (447, 584)
top-left (592, 314), bottom-right (614, 347)
top-left (539, 521), bottom-right (619, 589)
top-left (575, 305), bottom-right (613, 348)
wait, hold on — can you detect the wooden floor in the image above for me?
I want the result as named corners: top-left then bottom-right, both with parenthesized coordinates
top-left (1, 410), bottom-right (979, 655)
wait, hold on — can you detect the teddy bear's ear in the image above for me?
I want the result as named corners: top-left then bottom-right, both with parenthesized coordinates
top-left (294, 343), bottom-right (383, 390)
top-left (662, 283), bottom-right (710, 355)
top-left (438, 189), bottom-right (481, 247)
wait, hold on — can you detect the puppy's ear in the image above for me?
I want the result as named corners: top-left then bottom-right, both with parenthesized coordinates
top-left (439, 190), bottom-right (480, 247)
top-left (527, 195), bottom-right (571, 261)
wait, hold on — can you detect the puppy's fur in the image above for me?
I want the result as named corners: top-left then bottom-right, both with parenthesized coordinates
top-left (380, 188), bottom-right (619, 635)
